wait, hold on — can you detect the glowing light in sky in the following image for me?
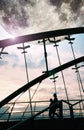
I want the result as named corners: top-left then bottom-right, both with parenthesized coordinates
top-left (0, 0), bottom-right (83, 103)
top-left (9, 34), bottom-right (16, 39)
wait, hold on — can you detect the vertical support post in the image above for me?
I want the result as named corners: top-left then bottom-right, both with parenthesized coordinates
top-left (59, 100), bottom-right (63, 118)
top-left (43, 39), bottom-right (48, 72)
top-left (70, 105), bottom-right (74, 118)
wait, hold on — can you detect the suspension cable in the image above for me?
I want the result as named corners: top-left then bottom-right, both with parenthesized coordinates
top-left (17, 43), bottom-right (32, 116)
top-left (52, 37), bottom-right (69, 101)
top-left (66, 35), bottom-right (84, 109)
top-left (22, 43), bottom-right (33, 116)
top-left (70, 42), bottom-right (84, 91)
top-left (50, 74), bottom-right (58, 94)
top-left (21, 81), bottom-right (42, 120)
top-left (7, 92), bottom-right (25, 121)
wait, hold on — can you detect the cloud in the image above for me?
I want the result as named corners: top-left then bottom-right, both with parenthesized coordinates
top-left (0, 0), bottom-right (30, 32)
top-left (0, 0), bottom-right (84, 35)
top-left (0, 0), bottom-right (84, 103)
top-left (49, 0), bottom-right (84, 27)
top-left (0, 60), bottom-right (8, 66)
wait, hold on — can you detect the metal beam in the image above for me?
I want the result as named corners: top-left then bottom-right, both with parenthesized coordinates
top-left (0, 56), bottom-right (84, 108)
top-left (0, 27), bottom-right (84, 48)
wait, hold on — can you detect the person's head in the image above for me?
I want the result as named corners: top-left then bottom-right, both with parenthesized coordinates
top-left (53, 93), bottom-right (57, 98)
top-left (53, 93), bottom-right (56, 97)
top-left (50, 98), bottom-right (52, 102)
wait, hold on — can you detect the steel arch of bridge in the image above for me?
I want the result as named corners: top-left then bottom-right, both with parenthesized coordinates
top-left (0, 27), bottom-right (84, 108)
top-left (0, 27), bottom-right (84, 48)
top-left (0, 56), bottom-right (84, 108)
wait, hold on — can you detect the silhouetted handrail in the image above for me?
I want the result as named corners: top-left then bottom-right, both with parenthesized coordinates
top-left (0, 99), bottom-right (84, 121)
top-left (7, 99), bottom-right (84, 130)
top-left (7, 101), bottom-right (61, 130)
top-left (0, 56), bottom-right (84, 108)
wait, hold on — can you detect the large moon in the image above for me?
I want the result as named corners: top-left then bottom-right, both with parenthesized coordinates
top-left (0, 0), bottom-right (84, 35)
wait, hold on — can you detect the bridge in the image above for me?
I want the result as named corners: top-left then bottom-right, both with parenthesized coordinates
top-left (0, 27), bottom-right (84, 130)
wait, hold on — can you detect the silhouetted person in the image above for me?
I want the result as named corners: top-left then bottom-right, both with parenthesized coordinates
top-left (53, 93), bottom-right (61, 117)
top-left (49, 93), bottom-right (61, 118)
top-left (49, 98), bottom-right (54, 118)
top-left (53, 93), bottom-right (58, 102)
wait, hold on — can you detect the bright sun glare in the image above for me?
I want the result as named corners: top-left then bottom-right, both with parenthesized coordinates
top-left (9, 34), bottom-right (16, 39)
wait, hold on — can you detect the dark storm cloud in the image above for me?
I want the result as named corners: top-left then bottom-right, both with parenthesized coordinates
top-left (59, 13), bottom-right (67, 21)
top-left (49, 0), bottom-right (84, 23)
top-left (49, 0), bottom-right (83, 10)
top-left (0, 0), bottom-right (84, 34)
top-left (0, 0), bottom-right (30, 29)
top-left (70, 0), bottom-right (82, 13)
top-left (18, 0), bottom-right (35, 6)
top-left (49, 0), bottom-right (63, 7)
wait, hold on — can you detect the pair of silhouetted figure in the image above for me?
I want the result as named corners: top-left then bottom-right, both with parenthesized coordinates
top-left (49, 93), bottom-right (60, 118)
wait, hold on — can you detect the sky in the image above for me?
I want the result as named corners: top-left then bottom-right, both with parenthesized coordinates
top-left (0, 0), bottom-right (84, 105)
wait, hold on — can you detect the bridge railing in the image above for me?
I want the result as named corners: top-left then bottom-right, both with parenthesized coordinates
top-left (0, 99), bottom-right (84, 121)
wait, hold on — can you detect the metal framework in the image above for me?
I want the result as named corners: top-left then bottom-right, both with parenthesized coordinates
top-left (0, 56), bottom-right (84, 108)
top-left (0, 27), bottom-right (84, 130)
top-left (0, 27), bottom-right (84, 48)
